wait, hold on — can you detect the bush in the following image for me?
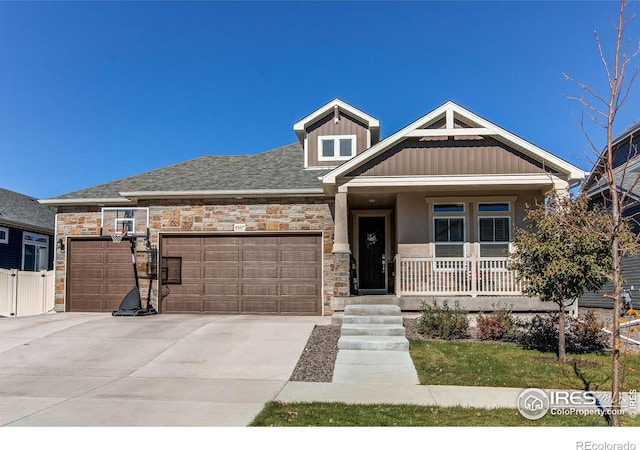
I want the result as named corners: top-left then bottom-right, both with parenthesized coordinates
top-left (567, 311), bottom-right (608, 353)
top-left (517, 311), bottom-right (608, 354)
top-left (477, 304), bottom-right (520, 342)
top-left (416, 300), bottom-right (469, 340)
top-left (517, 314), bottom-right (559, 353)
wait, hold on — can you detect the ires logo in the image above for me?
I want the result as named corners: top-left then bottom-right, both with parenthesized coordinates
top-left (518, 388), bottom-right (637, 420)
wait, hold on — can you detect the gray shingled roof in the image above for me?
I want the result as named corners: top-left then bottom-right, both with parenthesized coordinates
top-left (49, 143), bottom-right (331, 200)
top-left (0, 188), bottom-right (56, 231)
top-left (583, 120), bottom-right (640, 198)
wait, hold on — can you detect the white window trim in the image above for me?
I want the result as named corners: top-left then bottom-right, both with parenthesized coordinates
top-left (477, 202), bottom-right (513, 259)
top-left (433, 216), bottom-right (466, 259)
top-left (478, 217), bottom-right (511, 243)
top-left (317, 135), bottom-right (357, 161)
top-left (0, 226), bottom-right (8, 244)
top-left (22, 231), bottom-right (49, 271)
top-left (477, 202), bottom-right (511, 214)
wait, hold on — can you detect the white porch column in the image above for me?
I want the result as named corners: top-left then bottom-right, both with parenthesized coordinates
top-left (547, 179), bottom-right (570, 197)
top-left (332, 190), bottom-right (350, 253)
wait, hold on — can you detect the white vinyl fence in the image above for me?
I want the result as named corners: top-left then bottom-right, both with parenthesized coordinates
top-left (0, 269), bottom-right (55, 317)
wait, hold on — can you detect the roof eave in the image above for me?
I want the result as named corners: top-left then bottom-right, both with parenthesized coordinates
top-left (119, 189), bottom-right (327, 200)
top-left (0, 218), bottom-right (54, 234)
top-left (39, 197), bottom-right (134, 206)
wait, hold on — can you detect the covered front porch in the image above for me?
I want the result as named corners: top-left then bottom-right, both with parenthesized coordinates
top-left (328, 186), bottom-right (574, 313)
top-left (320, 101), bottom-right (585, 313)
top-left (333, 189), bottom-right (534, 305)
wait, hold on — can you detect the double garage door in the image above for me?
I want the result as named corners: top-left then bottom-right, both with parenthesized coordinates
top-left (67, 234), bottom-right (322, 315)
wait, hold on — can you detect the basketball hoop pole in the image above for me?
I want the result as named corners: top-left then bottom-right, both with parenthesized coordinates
top-left (129, 237), bottom-right (140, 293)
top-left (111, 232), bottom-right (157, 317)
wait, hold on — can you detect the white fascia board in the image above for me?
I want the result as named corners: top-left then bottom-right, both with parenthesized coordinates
top-left (293, 98), bottom-right (380, 132)
top-left (38, 197), bottom-right (134, 206)
top-left (119, 189), bottom-right (326, 199)
top-left (341, 173), bottom-right (563, 189)
top-left (322, 101), bottom-right (586, 185)
top-left (405, 128), bottom-right (498, 137)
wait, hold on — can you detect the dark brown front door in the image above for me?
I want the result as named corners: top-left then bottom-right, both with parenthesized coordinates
top-left (358, 216), bottom-right (386, 291)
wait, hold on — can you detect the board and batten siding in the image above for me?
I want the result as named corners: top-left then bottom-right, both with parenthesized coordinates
top-left (346, 136), bottom-right (547, 177)
top-left (306, 111), bottom-right (370, 168)
top-left (579, 255), bottom-right (640, 309)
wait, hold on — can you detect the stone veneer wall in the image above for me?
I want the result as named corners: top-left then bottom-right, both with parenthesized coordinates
top-left (54, 197), bottom-right (346, 315)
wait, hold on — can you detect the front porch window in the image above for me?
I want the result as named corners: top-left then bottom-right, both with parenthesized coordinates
top-left (478, 203), bottom-right (511, 257)
top-left (434, 203), bottom-right (465, 258)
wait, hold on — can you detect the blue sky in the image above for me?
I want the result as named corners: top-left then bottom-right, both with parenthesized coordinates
top-left (1, 1), bottom-right (639, 199)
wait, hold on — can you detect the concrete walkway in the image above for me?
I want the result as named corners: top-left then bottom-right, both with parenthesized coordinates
top-left (276, 381), bottom-right (523, 409)
top-left (276, 303), bottom-right (523, 410)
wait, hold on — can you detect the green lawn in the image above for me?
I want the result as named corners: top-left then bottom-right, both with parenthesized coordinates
top-left (409, 340), bottom-right (640, 391)
top-left (250, 339), bottom-right (640, 427)
top-left (250, 402), bottom-right (636, 427)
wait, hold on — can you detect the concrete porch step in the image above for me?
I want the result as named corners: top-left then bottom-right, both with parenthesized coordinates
top-left (342, 315), bottom-right (403, 325)
top-left (341, 323), bottom-right (406, 336)
top-left (331, 295), bottom-right (400, 311)
top-left (344, 304), bottom-right (401, 316)
top-left (338, 335), bottom-right (410, 351)
top-left (345, 296), bottom-right (400, 305)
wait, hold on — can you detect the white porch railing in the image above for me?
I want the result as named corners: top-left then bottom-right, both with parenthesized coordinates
top-left (395, 255), bottom-right (524, 297)
top-left (0, 269), bottom-right (55, 317)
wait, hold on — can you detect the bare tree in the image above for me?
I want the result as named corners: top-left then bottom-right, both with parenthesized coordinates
top-left (564, 0), bottom-right (640, 426)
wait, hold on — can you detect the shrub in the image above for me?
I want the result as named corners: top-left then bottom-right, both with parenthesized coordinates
top-left (477, 304), bottom-right (520, 342)
top-left (416, 300), bottom-right (469, 340)
top-left (517, 314), bottom-right (559, 353)
top-left (517, 311), bottom-right (608, 354)
top-left (567, 311), bottom-right (608, 353)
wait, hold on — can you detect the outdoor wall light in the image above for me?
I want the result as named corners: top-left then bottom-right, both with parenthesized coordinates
top-left (57, 238), bottom-right (65, 251)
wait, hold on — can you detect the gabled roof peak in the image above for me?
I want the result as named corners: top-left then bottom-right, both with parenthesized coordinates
top-left (293, 98), bottom-right (379, 141)
top-left (320, 101), bottom-right (586, 187)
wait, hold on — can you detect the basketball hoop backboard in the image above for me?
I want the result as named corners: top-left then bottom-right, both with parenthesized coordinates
top-left (101, 207), bottom-right (149, 238)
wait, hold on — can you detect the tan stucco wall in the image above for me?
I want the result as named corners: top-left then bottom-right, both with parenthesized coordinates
top-left (395, 189), bottom-right (544, 251)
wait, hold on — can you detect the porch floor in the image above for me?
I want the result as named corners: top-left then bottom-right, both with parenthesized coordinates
top-left (330, 295), bottom-right (556, 314)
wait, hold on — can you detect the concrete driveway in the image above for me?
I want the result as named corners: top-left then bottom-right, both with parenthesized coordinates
top-left (0, 312), bottom-right (328, 426)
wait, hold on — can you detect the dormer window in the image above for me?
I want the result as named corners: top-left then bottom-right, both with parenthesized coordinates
top-left (318, 135), bottom-right (356, 161)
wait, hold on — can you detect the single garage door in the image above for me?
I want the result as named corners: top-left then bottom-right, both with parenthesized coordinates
top-left (161, 234), bottom-right (322, 315)
top-left (67, 239), bottom-right (136, 312)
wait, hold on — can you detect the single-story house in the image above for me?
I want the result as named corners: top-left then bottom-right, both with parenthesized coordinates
top-left (580, 120), bottom-right (640, 308)
top-left (0, 188), bottom-right (56, 271)
top-left (41, 99), bottom-right (585, 315)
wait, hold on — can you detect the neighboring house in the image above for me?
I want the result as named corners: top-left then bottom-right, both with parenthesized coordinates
top-left (581, 120), bottom-right (640, 309)
top-left (41, 99), bottom-right (585, 315)
top-left (0, 188), bottom-right (56, 271)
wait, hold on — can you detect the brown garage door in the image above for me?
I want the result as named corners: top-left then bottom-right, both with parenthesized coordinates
top-left (161, 234), bottom-right (322, 315)
top-left (67, 239), bottom-right (136, 312)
